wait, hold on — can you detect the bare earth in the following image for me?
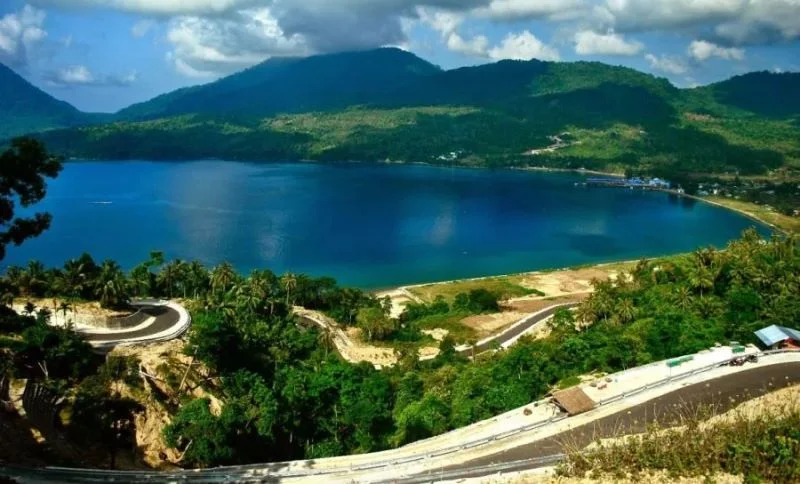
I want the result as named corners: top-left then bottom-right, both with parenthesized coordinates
top-left (11, 297), bottom-right (132, 330)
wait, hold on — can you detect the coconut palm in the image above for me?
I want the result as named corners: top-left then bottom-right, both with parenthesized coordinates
top-left (281, 273), bottom-right (297, 307)
top-left (23, 301), bottom-right (36, 316)
top-left (672, 286), bottom-right (693, 310)
top-left (59, 258), bottom-right (89, 300)
top-left (211, 263), bottom-right (237, 297)
top-left (57, 301), bottom-right (72, 323)
top-left (616, 298), bottom-right (637, 324)
top-left (97, 261), bottom-right (129, 308)
top-left (20, 260), bottom-right (47, 297)
top-left (689, 266), bottom-right (714, 299)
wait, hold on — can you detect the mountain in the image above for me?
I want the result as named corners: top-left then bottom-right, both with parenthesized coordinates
top-left (14, 48), bottom-right (800, 177)
top-left (701, 71), bottom-right (800, 118)
top-left (116, 48), bottom-right (443, 120)
top-left (0, 63), bottom-right (100, 140)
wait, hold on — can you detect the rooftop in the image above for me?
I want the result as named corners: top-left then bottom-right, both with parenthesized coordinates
top-left (754, 325), bottom-right (800, 347)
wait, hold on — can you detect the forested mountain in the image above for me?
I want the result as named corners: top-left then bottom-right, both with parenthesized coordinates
top-left (0, 64), bottom-right (100, 140)
top-left (3, 48), bottom-right (799, 176)
top-left (116, 48), bottom-right (443, 120)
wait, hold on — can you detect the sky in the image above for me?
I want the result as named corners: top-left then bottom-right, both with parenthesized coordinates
top-left (1, 0), bottom-right (799, 113)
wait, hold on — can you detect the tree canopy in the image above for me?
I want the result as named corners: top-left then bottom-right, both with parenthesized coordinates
top-left (0, 138), bottom-right (62, 260)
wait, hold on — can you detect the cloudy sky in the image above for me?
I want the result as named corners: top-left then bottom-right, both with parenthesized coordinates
top-left (2, 0), bottom-right (799, 112)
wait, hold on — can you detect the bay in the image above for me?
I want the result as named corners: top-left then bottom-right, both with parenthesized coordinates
top-left (4, 161), bottom-right (769, 288)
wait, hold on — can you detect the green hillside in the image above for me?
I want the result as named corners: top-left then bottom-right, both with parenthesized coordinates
top-left (6, 48), bottom-right (800, 176)
top-left (0, 64), bottom-right (102, 140)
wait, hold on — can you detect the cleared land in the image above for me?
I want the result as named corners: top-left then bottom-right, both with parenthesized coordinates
top-left (703, 196), bottom-right (800, 233)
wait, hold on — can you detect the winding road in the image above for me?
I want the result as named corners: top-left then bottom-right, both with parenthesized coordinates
top-left (2, 354), bottom-right (797, 482)
top-left (79, 300), bottom-right (191, 348)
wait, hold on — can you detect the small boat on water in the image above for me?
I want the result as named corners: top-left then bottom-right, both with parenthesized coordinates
top-left (89, 201), bottom-right (113, 205)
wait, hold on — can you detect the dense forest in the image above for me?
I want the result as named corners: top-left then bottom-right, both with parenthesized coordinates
top-left (1, 49), bottom-right (798, 177)
top-left (1, 229), bottom-right (797, 467)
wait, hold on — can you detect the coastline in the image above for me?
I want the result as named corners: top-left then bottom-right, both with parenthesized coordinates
top-left (380, 190), bottom-right (786, 297)
top-left (659, 189), bottom-right (790, 235)
top-left (514, 166), bottom-right (626, 178)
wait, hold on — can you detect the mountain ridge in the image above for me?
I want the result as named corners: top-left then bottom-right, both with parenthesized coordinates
top-left (2, 48), bottom-right (798, 177)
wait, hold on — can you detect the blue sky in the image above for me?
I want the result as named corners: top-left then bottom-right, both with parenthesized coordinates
top-left (2, 0), bottom-right (799, 112)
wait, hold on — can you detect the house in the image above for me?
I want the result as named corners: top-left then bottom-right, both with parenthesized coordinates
top-left (754, 325), bottom-right (800, 350)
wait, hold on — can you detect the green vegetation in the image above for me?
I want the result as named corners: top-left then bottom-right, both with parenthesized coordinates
top-left (0, 64), bottom-right (101, 140)
top-left (4, 49), bottom-right (798, 177)
top-left (560, 398), bottom-right (800, 483)
top-left (1, 229), bottom-right (798, 469)
top-left (1, 138), bottom-right (798, 472)
top-left (0, 138), bottom-right (63, 260)
top-left (409, 277), bottom-right (543, 303)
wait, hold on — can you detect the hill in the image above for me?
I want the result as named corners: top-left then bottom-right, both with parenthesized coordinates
top-left (0, 64), bottom-right (100, 140)
top-left (116, 48), bottom-right (443, 120)
top-left (8, 48), bottom-right (800, 176)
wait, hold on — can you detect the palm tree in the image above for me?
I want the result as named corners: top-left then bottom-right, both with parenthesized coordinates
top-left (211, 263), bottom-right (237, 297)
top-left (187, 261), bottom-right (210, 299)
top-left (575, 302), bottom-right (596, 326)
top-left (97, 261), bottom-right (129, 309)
top-left (317, 329), bottom-right (336, 358)
top-left (23, 301), bottom-right (36, 316)
top-left (689, 266), bottom-right (714, 299)
top-left (21, 260), bottom-right (47, 297)
top-left (57, 301), bottom-right (72, 319)
top-left (616, 299), bottom-right (636, 324)
top-left (281, 273), bottom-right (297, 307)
top-left (59, 258), bottom-right (88, 300)
top-left (672, 286), bottom-right (692, 310)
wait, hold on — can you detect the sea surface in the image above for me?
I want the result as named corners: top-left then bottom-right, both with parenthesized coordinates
top-left (5, 161), bottom-right (770, 288)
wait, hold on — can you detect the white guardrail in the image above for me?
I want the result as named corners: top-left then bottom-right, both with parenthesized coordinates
top-left (89, 300), bottom-right (192, 350)
top-left (1, 349), bottom-right (797, 482)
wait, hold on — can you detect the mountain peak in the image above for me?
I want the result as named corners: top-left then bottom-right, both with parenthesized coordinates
top-left (0, 62), bottom-right (89, 140)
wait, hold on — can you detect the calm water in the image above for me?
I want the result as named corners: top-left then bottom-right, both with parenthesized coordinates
top-left (5, 161), bottom-right (769, 288)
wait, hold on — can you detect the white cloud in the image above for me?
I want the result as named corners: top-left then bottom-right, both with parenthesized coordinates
top-left (30, 0), bottom-right (261, 16)
top-left (688, 39), bottom-right (745, 61)
top-left (57, 64), bottom-right (93, 83)
top-left (480, 0), bottom-right (585, 20)
top-left (131, 19), bottom-right (156, 38)
top-left (165, 8), bottom-right (309, 78)
top-left (645, 53), bottom-right (688, 74)
top-left (446, 31), bottom-right (489, 56)
top-left (574, 29), bottom-right (644, 55)
top-left (0, 5), bottom-right (47, 67)
top-left (46, 64), bottom-right (138, 86)
top-left (488, 30), bottom-right (560, 61)
top-left (597, 0), bottom-right (800, 45)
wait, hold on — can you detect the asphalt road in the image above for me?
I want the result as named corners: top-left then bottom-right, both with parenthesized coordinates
top-left (433, 361), bottom-right (800, 479)
top-left (82, 306), bottom-right (180, 342)
top-left (463, 303), bottom-right (579, 354)
top-left (1, 362), bottom-right (798, 482)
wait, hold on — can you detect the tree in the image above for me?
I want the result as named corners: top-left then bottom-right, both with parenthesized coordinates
top-left (0, 138), bottom-right (62, 260)
top-left (356, 307), bottom-right (395, 342)
top-left (281, 273), bottom-right (297, 307)
top-left (71, 375), bottom-right (143, 468)
top-left (211, 263), bottom-right (237, 297)
top-left (163, 398), bottom-right (236, 467)
top-left (96, 261), bottom-right (129, 309)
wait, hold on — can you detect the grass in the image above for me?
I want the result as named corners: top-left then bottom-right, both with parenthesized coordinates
top-left (412, 310), bottom-right (477, 344)
top-left (408, 277), bottom-right (544, 304)
top-left (559, 385), bottom-right (800, 483)
top-left (704, 196), bottom-right (800, 233)
top-left (556, 375), bottom-right (583, 390)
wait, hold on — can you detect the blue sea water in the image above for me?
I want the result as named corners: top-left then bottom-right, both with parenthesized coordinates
top-left (4, 161), bottom-right (770, 288)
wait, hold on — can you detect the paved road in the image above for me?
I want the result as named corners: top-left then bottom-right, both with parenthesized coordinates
top-left (462, 302), bottom-right (579, 355)
top-left (82, 305), bottom-right (181, 342)
top-left (3, 361), bottom-right (796, 483)
top-left (432, 362), bottom-right (800, 479)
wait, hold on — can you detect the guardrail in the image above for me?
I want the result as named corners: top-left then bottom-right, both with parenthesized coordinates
top-left (1, 349), bottom-right (796, 482)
